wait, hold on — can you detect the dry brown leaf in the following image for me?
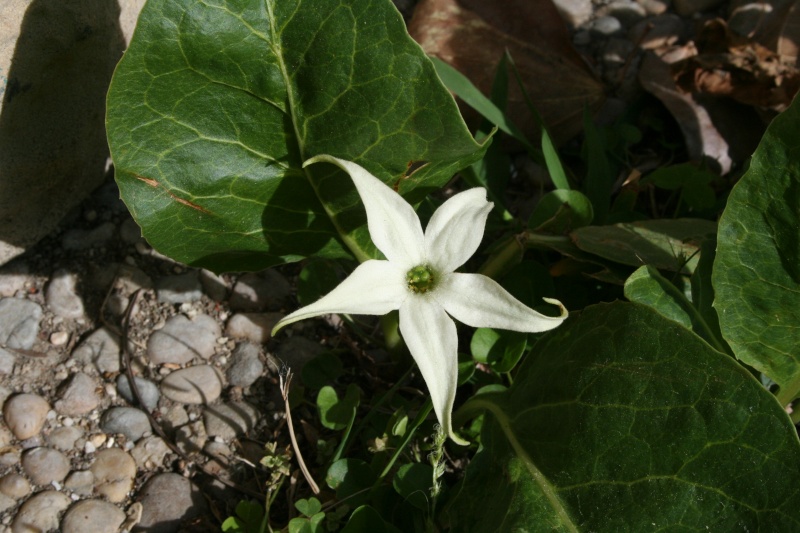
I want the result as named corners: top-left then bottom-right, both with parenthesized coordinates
top-left (408, 0), bottom-right (605, 146)
top-left (671, 19), bottom-right (800, 109)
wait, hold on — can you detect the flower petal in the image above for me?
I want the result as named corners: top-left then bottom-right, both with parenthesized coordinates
top-left (399, 296), bottom-right (467, 445)
top-left (424, 188), bottom-right (493, 273)
top-left (305, 155), bottom-right (424, 266)
top-left (272, 260), bottom-right (407, 335)
top-left (436, 273), bottom-right (568, 332)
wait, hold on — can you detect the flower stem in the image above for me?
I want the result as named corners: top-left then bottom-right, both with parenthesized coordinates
top-left (478, 233), bottom-right (525, 279)
top-left (380, 311), bottom-right (404, 357)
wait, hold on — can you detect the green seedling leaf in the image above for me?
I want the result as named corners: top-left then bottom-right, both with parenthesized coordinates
top-left (714, 94), bottom-right (800, 404)
top-left (389, 408), bottom-right (409, 437)
top-left (624, 265), bottom-right (727, 352)
top-left (341, 505), bottom-right (401, 533)
top-left (430, 56), bottom-right (532, 150)
top-left (326, 458), bottom-right (376, 506)
top-left (447, 302), bottom-right (800, 531)
top-left (581, 108), bottom-right (615, 223)
top-left (470, 328), bottom-right (527, 374)
top-left (643, 162), bottom-right (716, 211)
top-left (297, 259), bottom-right (343, 306)
top-left (302, 352), bottom-right (344, 390)
top-left (393, 463), bottom-right (433, 511)
top-left (295, 498), bottom-right (322, 518)
top-left (317, 384), bottom-right (360, 431)
top-left (572, 219), bottom-right (716, 273)
top-left (288, 512), bottom-right (325, 533)
top-left (528, 190), bottom-right (594, 233)
top-left (106, 0), bottom-right (488, 272)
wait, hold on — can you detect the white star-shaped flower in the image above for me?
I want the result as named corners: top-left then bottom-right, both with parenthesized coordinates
top-left (273, 155), bottom-right (567, 443)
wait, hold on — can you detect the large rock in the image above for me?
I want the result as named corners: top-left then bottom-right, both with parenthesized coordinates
top-left (0, 0), bottom-right (145, 265)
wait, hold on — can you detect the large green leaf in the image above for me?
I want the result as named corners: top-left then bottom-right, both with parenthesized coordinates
top-left (445, 302), bottom-right (800, 531)
top-left (106, 0), bottom-right (486, 271)
top-left (713, 95), bottom-right (800, 404)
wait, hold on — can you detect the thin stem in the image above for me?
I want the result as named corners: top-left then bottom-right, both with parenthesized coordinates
top-left (478, 234), bottom-right (525, 279)
top-left (280, 370), bottom-right (320, 494)
top-left (380, 311), bottom-right (404, 357)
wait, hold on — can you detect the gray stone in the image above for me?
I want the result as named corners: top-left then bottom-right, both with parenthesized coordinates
top-left (71, 327), bottom-right (128, 374)
top-left (55, 372), bottom-right (101, 416)
top-left (0, 261), bottom-right (29, 297)
top-left (0, 0), bottom-right (144, 266)
top-left (602, 0), bottom-right (647, 27)
top-left (590, 15), bottom-right (623, 36)
top-left (90, 448), bottom-right (136, 503)
top-left (61, 499), bottom-right (126, 533)
top-left (47, 426), bottom-right (83, 451)
top-left (0, 473), bottom-right (30, 499)
top-left (61, 222), bottom-right (116, 251)
top-left (134, 473), bottom-right (206, 533)
top-left (100, 407), bottom-right (151, 442)
top-left (0, 492), bottom-right (15, 512)
top-left (3, 393), bottom-right (49, 439)
top-left (11, 490), bottom-right (70, 533)
top-left (119, 217), bottom-right (142, 244)
top-left (116, 374), bottom-right (160, 411)
top-left (21, 447), bottom-right (70, 485)
top-left (155, 271), bottom-right (203, 304)
top-left (175, 420), bottom-right (206, 454)
top-left (553, 0), bottom-right (593, 27)
top-left (277, 336), bottom-right (324, 373)
top-left (225, 312), bottom-right (283, 344)
top-left (227, 342), bottom-right (264, 387)
top-left (230, 270), bottom-right (292, 311)
top-left (146, 313), bottom-right (220, 365)
top-left (131, 435), bottom-right (170, 469)
top-left (161, 365), bottom-right (223, 404)
top-left (63, 470), bottom-right (94, 496)
top-left (203, 401), bottom-right (259, 440)
top-left (0, 297), bottom-right (42, 349)
top-left (45, 269), bottom-right (84, 319)
top-left (0, 346), bottom-right (15, 374)
top-left (161, 405), bottom-right (189, 433)
top-left (199, 269), bottom-right (229, 302)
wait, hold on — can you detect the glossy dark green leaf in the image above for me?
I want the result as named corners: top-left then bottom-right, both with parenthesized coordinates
top-left (446, 302), bottom-right (800, 531)
top-left (106, 0), bottom-right (487, 271)
top-left (326, 458), bottom-right (376, 505)
top-left (470, 328), bottom-right (527, 374)
top-left (302, 352), bottom-right (344, 390)
top-left (690, 237), bottom-right (727, 352)
top-left (393, 463), bottom-right (433, 511)
top-left (624, 265), bottom-right (727, 352)
top-left (341, 505), bottom-right (401, 533)
top-left (528, 190), bottom-right (594, 233)
top-left (317, 384), bottom-right (360, 431)
top-left (713, 95), bottom-right (800, 404)
top-left (297, 259), bottom-right (343, 306)
top-left (572, 219), bottom-right (716, 273)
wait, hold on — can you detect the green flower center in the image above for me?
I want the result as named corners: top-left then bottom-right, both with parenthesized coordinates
top-left (406, 264), bottom-right (436, 294)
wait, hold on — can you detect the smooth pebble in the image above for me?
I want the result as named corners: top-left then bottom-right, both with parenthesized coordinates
top-left (155, 271), bottom-right (203, 304)
top-left (21, 447), bottom-right (70, 485)
top-left (61, 499), bottom-right (126, 533)
top-left (203, 401), bottom-right (259, 440)
top-left (63, 470), bottom-right (94, 496)
top-left (45, 270), bottom-right (85, 319)
top-left (3, 393), bottom-right (50, 440)
top-left (90, 448), bottom-right (136, 503)
top-left (0, 297), bottom-right (42, 350)
top-left (55, 372), bottom-right (101, 416)
top-left (11, 490), bottom-right (70, 533)
top-left (229, 270), bottom-right (291, 311)
top-left (134, 473), bottom-right (205, 533)
top-left (47, 426), bottom-right (84, 452)
top-left (226, 342), bottom-right (264, 388)
top-left (0, 473), bottom-right (31, 499)
top-left (146, 313), bottom-right (220, 365)
top-left (116, 374), bottom-right (160, 411)
top-left (0, 346), bottom-right (15, 374)
top-left (225, 312), bottom-right (283, 344)
top-left (131, 435), bottom-right (170, 469)
top-left (71, 327), bottom-right (127, 374)
top-left (161, 365), bottom-right (223, 404)
top-left (100, 407), bottom-right (151, 442)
